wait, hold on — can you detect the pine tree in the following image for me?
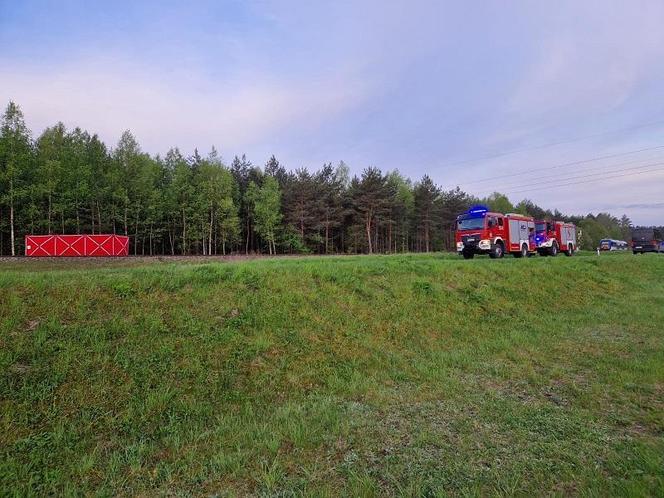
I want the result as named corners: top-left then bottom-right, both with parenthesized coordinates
top-left (438, 187), bottom-right (474, 250)
top-left (264, 155), bottom-right (288, 186)
top-left (351, 167), bottom-right (392, 254)
top-left (314, 163), bottom-right (344, 253)
top-left (282, 168), bottom-right (317, 250)
top-left (413, 175), bottom-right (440, 252)
top-left (619, 214), bottom-right (632, 241)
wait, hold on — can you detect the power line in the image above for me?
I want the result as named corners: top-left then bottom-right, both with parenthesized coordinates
top-left (473, 158), bottom-right (664, 195)
top-left (473, 155), bottom-right (664, 193)
top-left (452, 144), bottom-right (664, 188)
top-left (438, 117), bottom-right (664, 170)
top-left (500, 165), bottom-right (664, 196)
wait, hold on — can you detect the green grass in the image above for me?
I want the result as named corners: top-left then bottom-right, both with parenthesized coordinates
top-left (1, 252), bottom-right (663, 496)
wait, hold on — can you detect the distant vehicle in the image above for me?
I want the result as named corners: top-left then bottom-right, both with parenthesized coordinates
top-left (631, 228), bottom-right (661, 254)
top-left (455, 205), bottom-right (536, 259)
top-left (535, 220), bottom-right (577, 256)
top-left (599, 239), bottom-right (628, 251)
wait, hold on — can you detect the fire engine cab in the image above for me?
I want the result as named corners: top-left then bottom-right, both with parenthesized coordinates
top-left (455, 206), bottom-right (536, 259)
top-left (534, 220), bottom-right (577, 256)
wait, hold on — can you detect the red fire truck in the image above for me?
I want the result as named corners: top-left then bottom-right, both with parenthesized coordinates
top-left (534, 220), bottom-right (577, 256)
top-left (455, 206), bottom-right (537, 259)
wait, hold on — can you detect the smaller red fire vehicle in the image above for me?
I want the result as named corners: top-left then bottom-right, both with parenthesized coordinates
top-left (534, 220), bottom-right (577, 256)
top-left (455, 206), bottom-right (537, 259)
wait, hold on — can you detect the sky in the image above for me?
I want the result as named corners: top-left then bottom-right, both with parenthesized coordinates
top-left (1, 0), bottom-right (664, 224)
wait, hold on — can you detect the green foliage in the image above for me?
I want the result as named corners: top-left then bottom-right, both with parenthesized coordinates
top-left (0, 101), bottom-right (33, 255)
top-left (110, 280), bottom-right (137, 298)
top-left (483, 191), bottom-right (515, 214)
top-left (252, 176), bottom-right (282, 254)
top-left (278, 225), bottom-right (311, 254)
top-left (1, 100), bottom-right (657, 257)
top-left (350, 167), bottom-right (396, 253)
top-left (578, 213), bottom-right (625, 249)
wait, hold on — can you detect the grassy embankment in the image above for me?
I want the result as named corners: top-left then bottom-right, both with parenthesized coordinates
top-left (1, 252), bottom-right (663, 496)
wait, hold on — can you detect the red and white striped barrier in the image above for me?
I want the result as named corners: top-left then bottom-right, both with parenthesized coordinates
top-left (24, 235), bottom-right (130, 257)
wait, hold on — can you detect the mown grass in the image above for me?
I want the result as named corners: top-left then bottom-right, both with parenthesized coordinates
top-left (1, 252), bottom-right (663, 496)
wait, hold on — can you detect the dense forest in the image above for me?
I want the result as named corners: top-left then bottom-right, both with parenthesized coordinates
top-left (0, 101), bottom-right (649, 256)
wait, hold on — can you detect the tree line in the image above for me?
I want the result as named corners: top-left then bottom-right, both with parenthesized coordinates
top-left (0, 101), bottom-right (653, 256)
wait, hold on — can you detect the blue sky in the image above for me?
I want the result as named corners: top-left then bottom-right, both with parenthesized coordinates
top-left (2, 0), bottom-right (664, 224)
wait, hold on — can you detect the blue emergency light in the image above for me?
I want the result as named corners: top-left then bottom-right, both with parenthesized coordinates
top-left (467, 205), bottom-right (489, 215)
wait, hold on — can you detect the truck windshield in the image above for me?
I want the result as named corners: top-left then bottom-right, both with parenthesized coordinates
top-left (457, 217), bottom-right (485, 230)
top-left (535, 222), bottom-right (547, 232)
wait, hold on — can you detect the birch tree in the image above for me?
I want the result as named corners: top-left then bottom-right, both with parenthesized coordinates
top-left (0, 102), bottom-right (32, 256)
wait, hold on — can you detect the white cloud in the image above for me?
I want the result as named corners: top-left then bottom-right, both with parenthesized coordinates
top-left (0, 56), bottom-right (373, 155)
top-left (484, 1), bottom-right (664, 147)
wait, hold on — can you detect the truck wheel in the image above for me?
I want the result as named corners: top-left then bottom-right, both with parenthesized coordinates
top-left (549, 242), bottom-right (558, 257)
top-left (489, 242), bottom-right (504, 259)
top-left (564, 243), bottom-right (573, 256)
top-left (462, 250), bottom-right (474, 260)
top-left (514, 244), bottom-right (528, 258)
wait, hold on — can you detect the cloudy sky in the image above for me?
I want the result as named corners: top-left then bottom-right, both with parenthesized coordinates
top-left (2, 0), bottom-right (664, 224)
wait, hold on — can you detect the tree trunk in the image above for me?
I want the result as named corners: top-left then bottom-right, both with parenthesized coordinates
top-left (134, 216), bottom-right (139, 255)
top-left (97, 201), bottom-right (102, 234)
top-left (325, 218), bottom-right (330, 254)
top-left (388, 222), bottom-right (392, 254)
top-left (47, 191), bottom-right (52, 234)
top-left (0, 207), bottom-right (4, 256)
top-left (365, 212), bottom-right (372, 254)
top-left (9, 178), bottom-right (15, 256)
top-left (245, 218), bottom-right (250, 255)
top-left (181, 208), bottom-right (187, 255)
top-left (90, 201), bottom-right (95, 234)
top-left (209, 208), bottom-right (213, 256)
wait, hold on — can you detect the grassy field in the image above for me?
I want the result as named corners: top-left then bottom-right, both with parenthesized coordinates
top-left (1, 252), bottom-right (663, 496)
